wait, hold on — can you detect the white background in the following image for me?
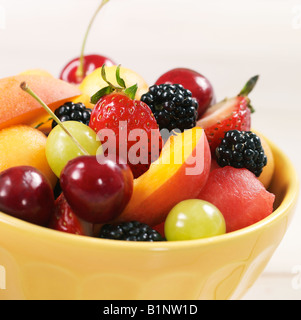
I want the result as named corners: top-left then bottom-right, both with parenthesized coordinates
top-left (0, 0), bottom-right (301, 300)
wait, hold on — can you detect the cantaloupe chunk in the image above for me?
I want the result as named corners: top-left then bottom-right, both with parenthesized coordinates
top-left (0, 74), bottom-right (81, 131)
top-left (0, 125), bottom-right (57, 188)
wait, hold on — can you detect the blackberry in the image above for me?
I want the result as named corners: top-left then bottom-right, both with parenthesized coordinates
top-left (141, 84), bottom-right (198, 133)
top-left (99, 221), bottom-right (165, 242)
top-left (216, 130), bottom-right (267, 177)
top-left (52, 102), bottom-right (92, 129)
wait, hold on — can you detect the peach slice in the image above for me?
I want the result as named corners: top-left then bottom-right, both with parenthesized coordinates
top-left (115, 127), bottom-right (211, 227)
top-left (0, 74), bottom-right (81, 131)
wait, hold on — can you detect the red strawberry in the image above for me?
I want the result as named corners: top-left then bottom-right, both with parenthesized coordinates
top-left (89, 65), bottom-right (163, 179)
top-left (197, 75), bottom-right (258, 154)
top-left (48, 194), bottom-right (93, 236)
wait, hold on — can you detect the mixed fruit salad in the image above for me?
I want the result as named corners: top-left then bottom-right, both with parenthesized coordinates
top-left (0, 0), bottom-right (276, 242)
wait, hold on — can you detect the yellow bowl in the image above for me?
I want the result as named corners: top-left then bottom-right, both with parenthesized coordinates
top-left (0, 136), bottom-right (299, 300)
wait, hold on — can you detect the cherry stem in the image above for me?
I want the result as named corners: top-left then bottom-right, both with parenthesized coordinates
top-left (76, 0), bottom-right (110, 81)
top-left (20, 82), bottom-right (90, 156)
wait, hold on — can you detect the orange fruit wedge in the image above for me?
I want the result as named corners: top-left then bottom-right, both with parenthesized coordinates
top-left (0, 74), bottom-right (81, 131)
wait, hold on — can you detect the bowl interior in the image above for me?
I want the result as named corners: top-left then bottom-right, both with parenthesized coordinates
top-left (0, 133), bottom-right (298, 251)
top-left (0, 133), bottom-right (299, 300)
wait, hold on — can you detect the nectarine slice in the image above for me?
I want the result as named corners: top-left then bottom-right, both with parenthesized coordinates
top-left (115, 127), bottom-right (211, 227)
top-left (0, 74), bottom-right (81, 131)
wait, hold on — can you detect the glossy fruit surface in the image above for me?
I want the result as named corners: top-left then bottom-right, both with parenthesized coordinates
top-left (0, 132), bottom-right (297, 300)
top-left (216, 130), bottom-right (267, 177)
top-left (89, 92), bottom-right (162, 179)
top-left (198, 96), bottom-right (252, 153)
top-left (59, 54), bottom-right (115, 85)
top-left (115, 127), bottom-right (211, 227)
top-left (60, 155), bottom-right (134, 224)
top-left (165, 199), bottom-right (226, 241)
top-left (140, 83), bottom-right (198, 132)
top-left (46, 121), bottom-right (103, 177)
top-left (99, 221), bottom-right (165, 242)
top-left (197, 75), bottom-right (258, 154)
top-left (0, 166), bottom-right (54, 226)
top-left (52, 102), bottom-right (92, 129)
top-left (198, 166), bottom-right (275, 232)
top-left (155, 68), bottom-right (215, 119)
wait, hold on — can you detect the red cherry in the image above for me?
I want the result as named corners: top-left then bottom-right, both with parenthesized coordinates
top-left (155, 68), bottom-right (215, 119)
top-left (59, 0), bottom-right (116, 84)
top-left (59, 54), bottom-right (115, 85)
top-left (60, 155), bottom-right (133, 224)
top-left (0, 166), bottom-right (55, 226)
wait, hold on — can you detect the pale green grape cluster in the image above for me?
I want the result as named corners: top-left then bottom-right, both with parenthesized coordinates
top-left (46, 121), bottom-right (103, 177)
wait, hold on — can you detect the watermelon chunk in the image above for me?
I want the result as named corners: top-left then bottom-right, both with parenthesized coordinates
top-left (197, 166), bottom-right (275, 232)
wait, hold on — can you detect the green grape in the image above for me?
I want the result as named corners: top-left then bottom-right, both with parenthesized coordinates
top-left (164, 199), bottom-right (226, 241)
top-left (46, 121), bottom-right (103, 177)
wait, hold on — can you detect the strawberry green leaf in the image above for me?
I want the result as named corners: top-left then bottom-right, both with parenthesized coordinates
top-left (90, 86), bottom-right (114, 104)
top-left (116, 65), bottom-right (126, 89)
top-left (101, 64), bottom-right (116, 89)
top-left (124, 84), bottom-right (138, 100)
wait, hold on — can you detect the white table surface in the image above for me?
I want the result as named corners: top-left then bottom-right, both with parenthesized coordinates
top-left (0, 0), bottom-right (301, 300)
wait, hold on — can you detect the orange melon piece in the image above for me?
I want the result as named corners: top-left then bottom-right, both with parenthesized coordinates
top-left (0, 125), bottom-right (57, 188)
top-left (257, 134), bottom-right (275, 189)
top-left (0, 74), bottom-right (81, 131)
